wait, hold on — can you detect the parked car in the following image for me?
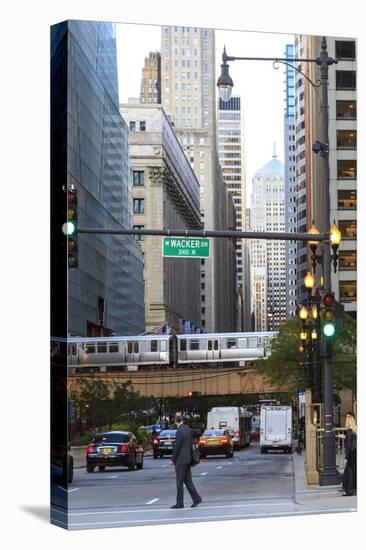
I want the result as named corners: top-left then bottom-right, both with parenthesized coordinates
top-left (153, 429), bottom-right (177, 458)
top-left (199, 429), bottom-right (234, 458)
top-left (86, 431), bottom-right (144, 472)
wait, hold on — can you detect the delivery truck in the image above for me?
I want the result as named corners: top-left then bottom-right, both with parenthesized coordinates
top-left (260, 405), bottom-right (293, 453)
top-left (207, 406), bottom-right (251, 450)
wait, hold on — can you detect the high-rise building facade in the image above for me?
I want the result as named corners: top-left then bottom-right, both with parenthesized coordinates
top-left (120, 103), bottom-right (202, 332)
top-left (309, 36), bottom-right (357, 319)
top-left (161, 25), bottom-right (236, 332)
top-left (250, 156), bottom-right (286, 331)
top-left (283, 44), bottom-right (297, 318)
top-left (139, 51), bottom-right (161, 104)
top-left (218, 96), bottom-right (246, 290)
top-left (51, 21), bottom-right (145, 336)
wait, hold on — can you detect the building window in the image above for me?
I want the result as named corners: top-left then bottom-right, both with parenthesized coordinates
top-left (133, 225), bottom-right (145, 241)
top-left (337, 130), bottom-right (356, 149)
top-left (133, 198), bottom-right (145, 214)
top-left (129, 121), bottom-right (136, 132)
top-left (339, 281), bottom-right (356, 302)
top-left (338, 219), bottom-right (356, 239)
top-left (338, 190), bottom-right (357, 210)
top-left (337, 160), bottom-right (356, 179)
top-left (336, 70), bottom-right (356, 90)
top-left (336, 100), bottom-right (357, 120)
top-left (140, 121), bottom-right (146, 131)
top-left (133, 171), bottom-right (145, 186)
top-left (339, 251), bottom-right (356, 271)
top-left (335, 40), bottom-right (356, 60)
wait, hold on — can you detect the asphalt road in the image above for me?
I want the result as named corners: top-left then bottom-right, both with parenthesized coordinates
top-left (50, 444), bottom-right (349, 530)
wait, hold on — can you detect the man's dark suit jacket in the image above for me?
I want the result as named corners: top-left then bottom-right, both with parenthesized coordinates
top-left (172, 423), bottom-right (192, 466)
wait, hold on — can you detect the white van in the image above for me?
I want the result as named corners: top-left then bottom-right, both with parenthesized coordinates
top-left (260, 406), bottom-right (293, 453)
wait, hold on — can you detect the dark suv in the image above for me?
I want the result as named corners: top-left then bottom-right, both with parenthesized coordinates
top-left (153, 429), bottom-right (177, 458)
top-left (86, 431), bottom-right (144, 472)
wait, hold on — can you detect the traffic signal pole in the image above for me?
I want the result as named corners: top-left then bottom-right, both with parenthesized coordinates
top-left (318, 38), bottom-right (339, 486)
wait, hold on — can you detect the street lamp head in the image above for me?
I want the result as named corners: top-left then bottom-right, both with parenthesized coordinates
top-left (217, 54), bottom-right (233, 102)
top-left (300, 331), bottom-right (307, 342)
top-left (308, 223), bottom-right (320, 253)
top-left (311, 304), bottom-right (318, 320)
top-left (330, 221), bottom-right (341, 249)
top-left (311, 329), bottom-right (318, 341)
top-left (299, 306), bottom-right (308, 321)
top-left (304, 271), bottom-right (315, 291)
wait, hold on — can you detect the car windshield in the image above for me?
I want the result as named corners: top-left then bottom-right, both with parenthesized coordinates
top-left (204, 430), bottom-right (225, 436)
top-left (93, 433), bottom-right (130, 444)
top-left (159, 430), bottom-right (177, 437)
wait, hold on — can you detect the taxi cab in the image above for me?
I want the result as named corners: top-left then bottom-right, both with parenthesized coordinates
top-left (198, 429), bottom-right (234, 458)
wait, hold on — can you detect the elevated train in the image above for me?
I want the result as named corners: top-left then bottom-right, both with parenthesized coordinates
top-left (52, 332), bottom-right (277, 373)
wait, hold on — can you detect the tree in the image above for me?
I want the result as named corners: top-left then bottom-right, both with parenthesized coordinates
top-left (256, 315), bottom-right (356, 398)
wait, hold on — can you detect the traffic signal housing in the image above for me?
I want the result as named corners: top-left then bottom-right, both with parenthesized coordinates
top-left (321, 292), bottom-right (336, 339)
top-left (62, 188), bottom-right (79, 269)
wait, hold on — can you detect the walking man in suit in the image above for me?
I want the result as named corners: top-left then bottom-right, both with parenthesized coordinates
top-left (170, 412), bottom-right (202, 509)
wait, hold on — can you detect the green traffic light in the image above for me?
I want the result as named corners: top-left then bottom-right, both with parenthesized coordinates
top-left (62, 221), bottom-right (77, 236)
top-left (323, 323), bottom-right (335, 338)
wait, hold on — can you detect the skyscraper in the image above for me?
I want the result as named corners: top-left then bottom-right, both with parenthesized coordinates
top-left (283, 44), bottom-right (297, 318)
top-left (51, 21), bottom-right (145, 337)
top-left (161, 25), bottom-right (236, 332)
top-left (250, 155), bottom-right (286, 331)
top-left (139, 51), bottom-right (161, 104)
top-left (218, 96), bottom-right (246, 288)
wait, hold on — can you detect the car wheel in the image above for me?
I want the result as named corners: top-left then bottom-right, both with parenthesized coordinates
top-left (87, 465), bottom-right (94, 473)
top-left (98, 466), bottom-right (106, 472)
top-left (136, 457), bottom-right (144, 470)
top-left (153, 454), bottom-right (158, 459)
top-left (128, 455), bottom-right (136, 471)
top-left (260, 448), bottom-right (267, 454)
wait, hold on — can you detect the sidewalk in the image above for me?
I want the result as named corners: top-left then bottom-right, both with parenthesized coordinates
top-left (292, 450), bottom-right (357, 511)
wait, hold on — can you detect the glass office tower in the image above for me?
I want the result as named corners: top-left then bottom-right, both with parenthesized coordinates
top-left (51, 21), bottom-right (144, 336)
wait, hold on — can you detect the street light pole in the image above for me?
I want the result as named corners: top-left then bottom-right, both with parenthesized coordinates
top-left (317, 37), bottom-right (339, 486)
top-left (217, 37), bottom-right (340, 485)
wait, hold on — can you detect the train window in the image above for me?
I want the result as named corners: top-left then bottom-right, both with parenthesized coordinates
top-left (238, 338), bottom-right (247, 348)
top-left (180, 339), bottom-right (187, 351)
top-left (86, 344), bottom-right (95, 354)
top-left (190, 340), bottom-right (199, 350)
top-left (208, 340), bottom-right (212, 350)
top-left (127, 343), bottom-right (133, 353)
top-left (109, 343), bottom-right (119, 353)
top-left (72, 344), bottom-right (77, 355)
top-left (214, 340), bottom-right (219, 351)
top-left (151, 340), bottom-right (158, 352)
top-left (248, 338), bottom-right (257, 348)
top-left (134, 342), bottom-right (139, 353)
top-left (160, 340), bottom-right (167, 352)
top-left (67, 345), bottom-right (71, 356)
top-left (97, 343), bottom-right (107, 353)
top-left (227, 338), bottom-right (236, 349)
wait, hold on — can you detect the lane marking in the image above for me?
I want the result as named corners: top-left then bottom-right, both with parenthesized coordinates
top-left (106, 476), bottom-right (118, 479)
top-left (216, 466), bottom-right (223, 470)
top-left (67, 507), bottom-right (356, 527)
top-left (200, 472), bottom-right (208, 476)
top-left (146, 498), bottom-right (159, 505)
top-left (57, 486), bottom-right (80, 493)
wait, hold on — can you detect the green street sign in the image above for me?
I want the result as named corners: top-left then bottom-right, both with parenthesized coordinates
top-left (162, 237), bottom-right (210, 258)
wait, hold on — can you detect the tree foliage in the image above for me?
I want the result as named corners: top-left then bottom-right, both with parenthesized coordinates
top-left (256, 315), bottom-right (356, 397)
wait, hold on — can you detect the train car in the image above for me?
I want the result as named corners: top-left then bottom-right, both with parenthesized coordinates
top-left (176, 332), bottom-right (277, 365)
top-left (64, 335), bottom-right (174, 370)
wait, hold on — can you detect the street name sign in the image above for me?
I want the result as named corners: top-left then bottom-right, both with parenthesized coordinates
top-left (162, 237), bottom-right (210, 258)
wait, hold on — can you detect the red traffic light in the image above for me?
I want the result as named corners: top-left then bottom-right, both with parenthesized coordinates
top-left (322, 292), bottom-right (335, 307)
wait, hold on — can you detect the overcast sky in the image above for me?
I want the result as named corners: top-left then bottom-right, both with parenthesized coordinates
top-left (116, 23), bottom-right (294, 203)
